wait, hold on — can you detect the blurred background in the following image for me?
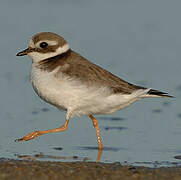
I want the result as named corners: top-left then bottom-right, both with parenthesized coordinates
top-left (0, 0), bottom-right (181, 167)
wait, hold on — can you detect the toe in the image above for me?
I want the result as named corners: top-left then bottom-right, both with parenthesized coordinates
top-left (15, 131), bottom-right (40, 142)
top-left (15, 138), bottom-right (22, 142)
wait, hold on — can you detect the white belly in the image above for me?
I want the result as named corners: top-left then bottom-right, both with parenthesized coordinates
top-left (30, 65), bottom-right (148, 117)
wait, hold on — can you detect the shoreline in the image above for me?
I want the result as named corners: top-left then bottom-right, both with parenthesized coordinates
top-left (0, 159), bottom-right (181, 180)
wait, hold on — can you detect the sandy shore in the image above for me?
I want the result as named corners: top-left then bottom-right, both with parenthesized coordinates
top-left (0, 160), bottom-right (181, 180)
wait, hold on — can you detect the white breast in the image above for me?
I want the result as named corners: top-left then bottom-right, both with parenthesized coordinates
top-left (31, 64), bottom-right (73, 111)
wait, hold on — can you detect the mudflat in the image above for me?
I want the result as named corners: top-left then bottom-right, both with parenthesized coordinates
top-left (0, 160), bottom-right (181, 180)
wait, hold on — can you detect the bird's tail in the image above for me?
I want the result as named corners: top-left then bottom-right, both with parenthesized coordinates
top-left (144, 89), bottom-right (173, 98)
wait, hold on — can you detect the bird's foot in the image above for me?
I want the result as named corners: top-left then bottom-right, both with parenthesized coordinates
top-left (15, 131), bottom-right (40, 142)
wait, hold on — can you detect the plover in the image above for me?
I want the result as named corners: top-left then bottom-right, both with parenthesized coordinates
top-left (16, 32), bottom-right (172, 149)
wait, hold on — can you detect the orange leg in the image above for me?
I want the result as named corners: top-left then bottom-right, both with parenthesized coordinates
top-left (16, 118), bottom-right (70, 142)
top-left (89, 115), bottom-right (103, 150)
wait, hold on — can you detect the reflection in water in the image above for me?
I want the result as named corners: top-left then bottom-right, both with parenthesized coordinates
top-left (15, 153), bottom-right (181, 167)
top-left (78, 146), bottom-right (122, 162)
top-left (96, 149), bottom-right (102, 162)
top-left (16, 146), bottom-right (121, 162)
top-left (79, 147), bottom-right (103, 162)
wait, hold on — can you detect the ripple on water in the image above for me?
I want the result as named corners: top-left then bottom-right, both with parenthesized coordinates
top-left (133, 161), bottom-right (181, 168)
top-left (31, 107), bottom-right (50, 115)
top-left (104, 126), bottom-right (127, 131)
top-left (177, 114), bottom-right (181, 119)
top-left (162, 101), bottom-right (171, 107)
top-left (77, 146), bottom-right (122, 152)
top-left (53, 147), bottom-right (63, 151)
top-left (176, 85), bottom-right (181, 92)
top-left (97, 116), bottom-right (125, 121)
top-left (41, 108), bottom-right (50, 112)
top-left (16, 153), bottom-right (83, 161)
top-left (152, 109), bottom-right (163, 113)
top-left (31, 110), bottom-right (39, 115)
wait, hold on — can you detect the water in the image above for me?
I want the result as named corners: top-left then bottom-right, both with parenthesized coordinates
top-left (0, 0), bottom-right (181, 167)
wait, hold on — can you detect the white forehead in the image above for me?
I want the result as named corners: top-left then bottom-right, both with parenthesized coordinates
top-left (29, 39), bottom-right (58, 48)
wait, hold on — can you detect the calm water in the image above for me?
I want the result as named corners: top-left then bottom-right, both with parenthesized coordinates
top-left (1, 0), bottom-right (181, 167)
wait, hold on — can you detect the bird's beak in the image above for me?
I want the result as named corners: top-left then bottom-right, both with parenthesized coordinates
top-left (16, 48), bottom-right (32, 56)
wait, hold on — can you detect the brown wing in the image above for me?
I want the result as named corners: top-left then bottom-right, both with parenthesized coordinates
top-left (63, 51), bottom-right (144, 94)
top-left (37, 49), bottom-right (144, 94)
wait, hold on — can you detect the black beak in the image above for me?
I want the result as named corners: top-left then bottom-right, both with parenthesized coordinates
top-left (16, 48), bottom-right (31, 56)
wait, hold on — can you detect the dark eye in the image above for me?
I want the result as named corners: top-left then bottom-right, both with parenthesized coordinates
top-left (40, 42), bottom-right (48, 48)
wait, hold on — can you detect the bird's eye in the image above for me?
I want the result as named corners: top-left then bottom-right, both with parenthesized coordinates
top-left (40, 42), bottom-right (48, 48)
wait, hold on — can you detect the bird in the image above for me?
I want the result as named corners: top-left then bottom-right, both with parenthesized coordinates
top-left (16, 32), bottom-right (172, 149)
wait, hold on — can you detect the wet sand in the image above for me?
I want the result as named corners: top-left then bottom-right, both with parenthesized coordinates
top-left (0, 160), bottom-right (181, 180)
